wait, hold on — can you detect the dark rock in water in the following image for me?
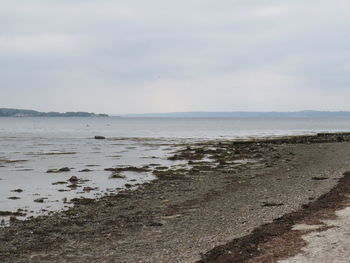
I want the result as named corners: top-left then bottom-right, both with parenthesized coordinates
top-left (104, 166), bottom-right (150, 173)
top-left (47, 167), bottom-right (71, 173)
top-left (67, 184), bottom-right (78, 189)
top-left (68, 176), bottom-right (78, 182)
top-left (0, 211), bottom-right (13, 216)
top-left (94, 136), bottom-right (106, 140)
top-left (11, 189), bottom-right (23, 193)
top-left (79, 169), bottom-right (92, 172)
top-left (59, 167), bottom-right (71, 172)
top-left (83, 186), bottom-right (97, 192)
top-left (104, 168), bottom-right (116, 171)
top-left (8, 196), bottom-right (20, 200)
top-left (110, 173), bottom-right (126, 179)
top-left (52, 181), bottom-right (68, 185)
top-left (34, 198), bottom-right (46, 203)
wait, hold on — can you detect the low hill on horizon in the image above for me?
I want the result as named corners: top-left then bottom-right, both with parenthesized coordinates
top-left (123, 111), bottom-right (350, 118)
top-left (0, 108), bottom-right (109, 117)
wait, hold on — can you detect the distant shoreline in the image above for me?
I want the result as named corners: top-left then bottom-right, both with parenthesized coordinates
top-left (0, 108), bottom-right (109, 117)
top-left (124, 110), bottom-right (350, 118)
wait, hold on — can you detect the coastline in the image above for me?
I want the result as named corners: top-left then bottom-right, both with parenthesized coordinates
top-left (2, 133), bottom-right (350, 262)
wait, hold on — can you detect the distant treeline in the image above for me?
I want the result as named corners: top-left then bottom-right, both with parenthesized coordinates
top-left (0, 108), bottom-right (109, 117)
top-left (124, 111), bottom-right (350, 118)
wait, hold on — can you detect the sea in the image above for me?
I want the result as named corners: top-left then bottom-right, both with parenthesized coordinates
top-left (1, 117), bottom-right (350, 225)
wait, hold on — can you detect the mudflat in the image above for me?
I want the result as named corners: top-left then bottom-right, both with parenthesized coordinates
top-left (2, 134), bottom-right (350, 263)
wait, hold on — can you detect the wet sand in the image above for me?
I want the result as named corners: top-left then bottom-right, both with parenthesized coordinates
top-left (2, 134), bottom-right (350, 262)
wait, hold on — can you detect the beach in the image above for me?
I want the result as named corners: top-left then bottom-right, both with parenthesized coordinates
top-left (1, 133), bottom-right (350, 262)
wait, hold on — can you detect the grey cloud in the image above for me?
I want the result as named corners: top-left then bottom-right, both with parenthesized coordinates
top-left (1, 0), bottom-right (350, 113)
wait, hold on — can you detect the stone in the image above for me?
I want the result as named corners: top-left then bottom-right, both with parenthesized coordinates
top-left (68, 176), bottom-right (78, 182)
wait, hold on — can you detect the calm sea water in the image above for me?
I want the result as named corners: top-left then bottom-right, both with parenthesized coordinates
top-left (2, 117), bottom-right (350, 139)
top-left (1, 117), bottom-right (350, 224)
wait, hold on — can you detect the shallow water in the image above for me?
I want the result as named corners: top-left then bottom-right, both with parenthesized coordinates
top-left (0, 136), bottom-right (187, 224)
top-left (1, 116), bottom-right (350, 224)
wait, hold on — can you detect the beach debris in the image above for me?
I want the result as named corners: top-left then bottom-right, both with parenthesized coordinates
top-left (94, 136), bottom-right (106, 140)
top-left (292, 224), bottom-right (323, 231)
top-left (150, 221), bottom-right (165, 227)
top-left (262, 202), bottom-right (284, 207)
top-left (312, 177), bottom-right (329, 180)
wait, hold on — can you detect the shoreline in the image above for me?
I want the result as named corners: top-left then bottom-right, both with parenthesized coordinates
top-left (2, 133), bottom-right (350, 262)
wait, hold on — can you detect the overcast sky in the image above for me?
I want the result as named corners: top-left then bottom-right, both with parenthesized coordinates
top-left (1, 0), bottom-right (350, 114)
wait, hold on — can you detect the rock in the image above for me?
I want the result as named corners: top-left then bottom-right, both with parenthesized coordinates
top-left (8, 196), bottom-right (20, 200)
top-left (68, 176), bottom-right (78, 182)
top-left (0, 211), bottom-right (13, 216)
top-left (105, 166), bottom-right (150, 173)
top-left (11, 189), bottom-right (23, 193)
top-left (59, 167), bottom-right (71, 172)
top-left (105, 168), bottom-right (116, 171)
top-left (52, 181), bottom-right (68, 185)
top-left (110, 173), bottom-right (126, 179)
top-left (47, 167), bottom-right (71, 173)
top-left (34, 198), bottom-right (46, 203)
top-left (47, 169), bottom-right (59, 173)
top-left (67, 184), bottom-right (78, 189)
top-left (83, 186), bottom-right (97, 192)
top-left (94, 136), bottom-right (106, 140)
top-left (79, 169), bottom-right (92, 172)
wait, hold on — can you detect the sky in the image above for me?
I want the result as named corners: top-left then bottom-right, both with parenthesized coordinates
top-left (1, 0), bottom-right (350, 114)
